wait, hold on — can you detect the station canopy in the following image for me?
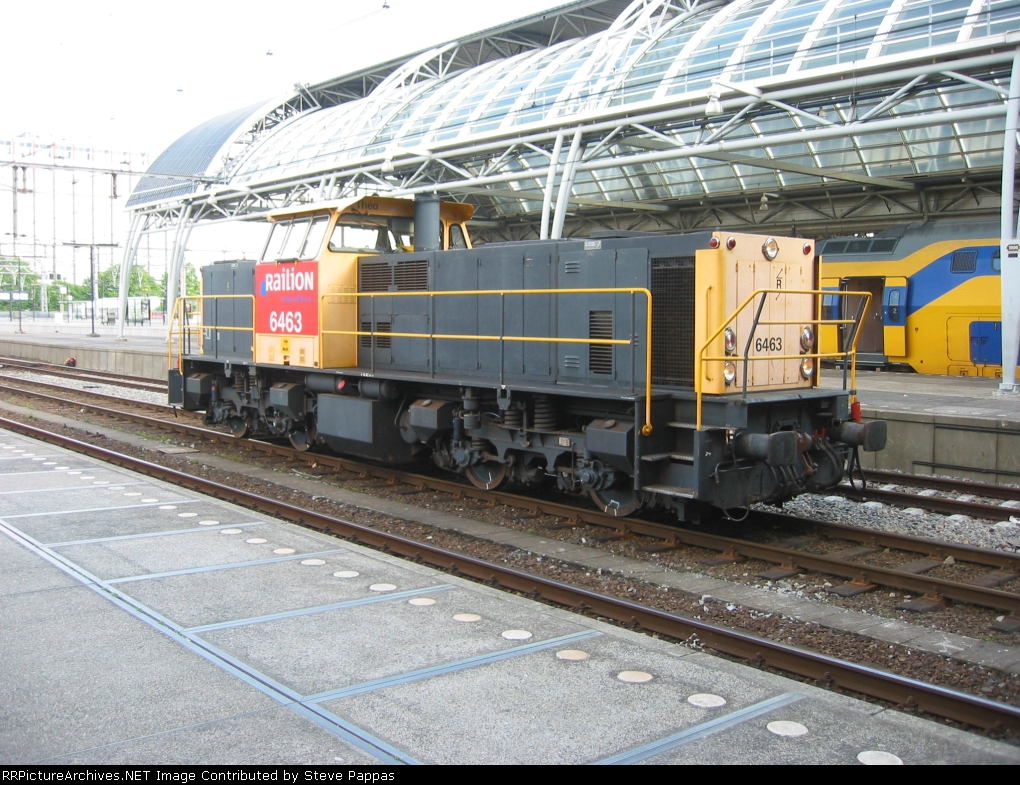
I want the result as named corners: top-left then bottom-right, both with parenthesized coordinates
top-left (130, 0), bottom-right (1020, 234)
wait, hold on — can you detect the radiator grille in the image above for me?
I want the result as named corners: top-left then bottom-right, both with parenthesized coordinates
top-left (360, 261), bottom-right (391, 292)
top-left (651, 256), bottom-right (695, 387)
top-left (359, 320), bottom-right (392, 349)
top-left (394, 259), bottom-right (429, 291)
top-left (589, 310), bottom-right (614, 375)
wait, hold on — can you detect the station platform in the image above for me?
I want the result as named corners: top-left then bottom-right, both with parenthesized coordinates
top-left (2, 318), bottom-right (1020, 483)
top-left (2, 425), bottom-right (1017, 765)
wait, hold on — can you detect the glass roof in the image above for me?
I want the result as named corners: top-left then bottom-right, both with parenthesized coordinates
top-left (142, 0), bottom-right (1020, 215)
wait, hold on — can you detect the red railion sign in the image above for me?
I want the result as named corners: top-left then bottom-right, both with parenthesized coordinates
top-left (255, 261), bottom-right (319, 336)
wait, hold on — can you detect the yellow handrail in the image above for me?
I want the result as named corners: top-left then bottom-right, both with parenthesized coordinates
top-left (694, 288), bottom-right (872, 429)
top-left (168, 295), bottom-right (255, 372)
top-left (319, 287), bottom-right (655, 435)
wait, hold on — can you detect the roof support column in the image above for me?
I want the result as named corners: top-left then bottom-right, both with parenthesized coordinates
top-left (551, 129), bottom-right (583, 240)
top-left (540, 131), bottom-right (565, 240)
top-left (115, 212), bottom-right (144, 341)
top-left (1000, 48), bottom-right (1020, 392)
top-left (165, 204), bottom-right (195, 343)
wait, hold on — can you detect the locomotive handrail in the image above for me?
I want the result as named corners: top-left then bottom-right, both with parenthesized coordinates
top-left (695, 288), bottom-right (872, 429)
top-left (168, 295), bottom-right (255, 372)
top-left (319, 287), bottom-right (655, 436)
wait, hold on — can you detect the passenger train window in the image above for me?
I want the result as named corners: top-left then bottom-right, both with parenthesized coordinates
top-left (821, 241), bottom-right (847, 254)
top-left (870, 238), bottom-right (897, 253)
top-left (950, 250), bottom-right (977, 273)
top-left (888, 289), bottom-right (901, 322)
top-left (847, 239), bottom-right (870, 253)
top-left (992, 249), bottom-right (1001, 272)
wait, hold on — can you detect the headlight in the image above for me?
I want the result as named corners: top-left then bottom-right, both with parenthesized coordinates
top-left (723, 361), bottom-right (737, 385)
top-left (800, 325), bottom-right (814, 352)
top-left (762, 237), bottom-right (780, 261)
top-left (800, 358), bottom-right (815, 379)
top-left (724, 327), bottom-right (737, 355)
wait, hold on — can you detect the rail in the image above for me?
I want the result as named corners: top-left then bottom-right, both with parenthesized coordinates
top-left (695, 289), bottom-right (871, 429)
top-left (168, 295), bottom-right (255, 372)
top-left (320, 288), bottom-right (655, 435)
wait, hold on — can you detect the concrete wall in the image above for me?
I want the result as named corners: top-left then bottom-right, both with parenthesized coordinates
top-left (859, 406), bottom-right (1020, 484)
top-left (0, 339), bottom-right (167, 381)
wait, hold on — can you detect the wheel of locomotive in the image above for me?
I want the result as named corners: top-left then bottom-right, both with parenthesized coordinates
top-left (589, 479), bottom-right (642, 517)
top-left (288, 415), bottom-right (317, 452)
top-left (228, 412), bottom-right (252, 438)
top-left (466, 460), bottom-right (510, 491)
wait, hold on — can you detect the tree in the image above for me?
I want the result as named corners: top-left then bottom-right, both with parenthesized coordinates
top-left (71, 264), bottom-right (164, 301)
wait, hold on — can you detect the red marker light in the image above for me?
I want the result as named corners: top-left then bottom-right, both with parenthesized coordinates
top-left (803, 242), bottom-right (813, 255)
top-left (337, 379), bottom-right (346, 390)
top-left (726, 237), bottom-right (736, 250)
top-left (708, 236), bottom-right (720, 249)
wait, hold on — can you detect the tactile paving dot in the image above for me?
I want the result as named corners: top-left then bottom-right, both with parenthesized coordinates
top-left (556, 650), bottom-right (589, 661)
top-left (453, 613), bottom-right (482, 622)
top-left (687, 693), bottom-right (727, 708)
top-left (142, 498), bottom-right (159, 503)
top-left (501, 630), bottom-right (533, 640)
top-left (767, 721), bottom-right (808, 737)
top-left (158, 505), bottom-right (177, 510)
top-left (617, 671), bottom-right (653, 683)
top-left (301, 559), bottom-right (327, 566)
top-left (246, 538), bottom-right (268, 544)
top-left (273, 547), bottom-right (296, 554)
top-left (369, 583), bottom-right (397, 592)
top-left (333, 570), bottom-right (360, 578)
top-left (177, 512), bottom-right (198, 518)
top-left (78, 474), bottom-right (92, 478)
top-left (408, 598), bottom-right (436, 606)
top-left (124, 492), bottom-right (142, 497)
top-left (220, 529), bottom-right (243, 535)
top-left (32, 457), bottom-right (46, 461)
top-left (106, 486), bottom-right (124, 490)
top-left (54, 466), bottom-right (70, 471)
top-left (42, 461), bottom-right (56, 465)
top-left (21, 453), bottom-right (34, 457)
top-left (67, 471), bottom-right (82, 475)
top-left (857, 751), bottom-right (903, 765)
top-left (197, 520), bottom-right (219, 526)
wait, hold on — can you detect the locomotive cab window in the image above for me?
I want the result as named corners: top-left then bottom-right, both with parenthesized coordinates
top-left (992, 249), bottom-right (1001, 272)
top-left (450, 224), bottom-right (468, 249)
top-left (329, 216), bottom-right (414, 254)
top-left (262, 215), bottom-right (328, 262)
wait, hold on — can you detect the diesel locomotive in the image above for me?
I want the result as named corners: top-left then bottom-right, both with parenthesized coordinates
top-left (170, 195), bottom-right (886, 521)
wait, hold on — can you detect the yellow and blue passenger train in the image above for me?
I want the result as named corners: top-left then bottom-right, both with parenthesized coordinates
top-left (819, 220), bottom-right (1005, 376)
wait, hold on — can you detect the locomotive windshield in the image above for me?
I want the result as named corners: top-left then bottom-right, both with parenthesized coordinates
top-left (261, 215), bottom-right (329, 263)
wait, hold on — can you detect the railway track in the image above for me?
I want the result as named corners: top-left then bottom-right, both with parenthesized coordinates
top-left (3, 414), bottom-right (1018, 735)
top-left (2, 377), bottom-right (1018, 629)
top-left (0, 356), bottom-right (167, 393)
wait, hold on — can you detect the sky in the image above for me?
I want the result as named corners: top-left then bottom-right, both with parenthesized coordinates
top-left (1, 0), bottom-right (578, 157)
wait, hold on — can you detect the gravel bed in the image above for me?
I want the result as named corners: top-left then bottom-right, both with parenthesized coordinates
top-left (781, 492), bottom-right (1020, 554)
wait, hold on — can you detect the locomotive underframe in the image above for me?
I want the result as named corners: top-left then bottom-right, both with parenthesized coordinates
top-left (176, 357), bottom-right (857, 520)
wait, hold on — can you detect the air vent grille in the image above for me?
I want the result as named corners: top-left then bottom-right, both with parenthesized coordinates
top-left (651, 256), bottom-right (695, 387)
top-left (394, 259), bottom-right (429, 291)
top-left (360, 261), bottom-right (391, 292)
top-left (589, 310), bottom-right (614, 375)
top-left (359, 320), bottom-right (392, 349)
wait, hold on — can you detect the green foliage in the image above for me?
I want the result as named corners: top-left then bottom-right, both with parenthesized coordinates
top-left (70, 264), bottom-right (164, 301)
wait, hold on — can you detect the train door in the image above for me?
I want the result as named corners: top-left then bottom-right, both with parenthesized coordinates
top-left (882, 276), bottom-right (907, 358)
top-left (841, 277), bottom-right (884, 357)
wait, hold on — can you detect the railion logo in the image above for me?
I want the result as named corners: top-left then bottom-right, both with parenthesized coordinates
top-left (259, 268), bottom-right (315, 296)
